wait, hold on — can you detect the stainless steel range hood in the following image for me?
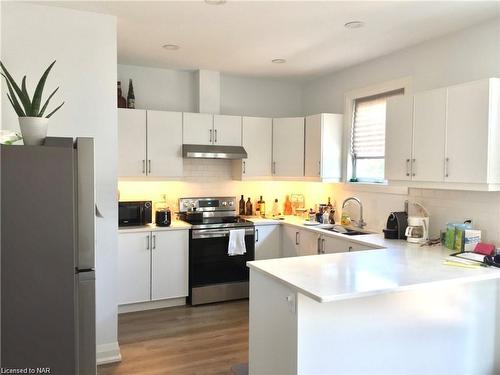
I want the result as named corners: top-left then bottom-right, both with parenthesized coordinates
top-left (182, 144), bottom-right (248, 159)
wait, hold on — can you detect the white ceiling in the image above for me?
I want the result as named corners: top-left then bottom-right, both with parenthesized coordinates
top-left (42, 1), bottom-right (500, 80)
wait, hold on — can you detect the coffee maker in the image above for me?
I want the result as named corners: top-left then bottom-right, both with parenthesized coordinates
top-left (383, 212), bottom-right (408, 239)
top-left (405, 202), bottom-right (429, 244)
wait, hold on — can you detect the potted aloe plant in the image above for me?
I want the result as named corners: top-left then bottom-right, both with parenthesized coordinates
top-left (1, 61), bottom-right (64, 145)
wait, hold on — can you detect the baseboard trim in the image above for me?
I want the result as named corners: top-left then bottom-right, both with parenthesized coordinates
top-left (96, 342), bottom-right (122, 365)
top-left (118, 297), bottom-right (186, 314)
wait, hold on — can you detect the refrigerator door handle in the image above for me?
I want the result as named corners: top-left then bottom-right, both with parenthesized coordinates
top-left (76, 138), bottom-right (96, 271)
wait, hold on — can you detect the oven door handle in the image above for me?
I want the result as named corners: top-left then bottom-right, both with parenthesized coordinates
top-left (192, 227), bottom-right (254, 239)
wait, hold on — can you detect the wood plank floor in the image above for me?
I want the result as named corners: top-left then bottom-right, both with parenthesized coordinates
top-left (97, 300), bottom-right (249, 375)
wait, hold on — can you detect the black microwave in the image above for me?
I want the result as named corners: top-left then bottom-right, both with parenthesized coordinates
top-left (119, 201), bottom-right (152, 227)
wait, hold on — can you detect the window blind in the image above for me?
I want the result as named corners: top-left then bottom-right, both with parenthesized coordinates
top-left (351, 88), bottom-right (404, 159)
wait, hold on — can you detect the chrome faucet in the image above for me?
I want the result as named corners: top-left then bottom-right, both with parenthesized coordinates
top-left (342, 197), bottom-right (367, 229)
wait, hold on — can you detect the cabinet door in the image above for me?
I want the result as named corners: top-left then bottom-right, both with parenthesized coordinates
top-left (183, 112), bottom-right (214, 145)
top-left (147, 111), bottom-right (183, 177)
top-left (297, 229), bottom-right (320, 256)
top-left (118, 232), bottom-right (151, 305)
top-left (213, 115), bottom-right (242, 146)
top-left (304, 114), bottom-right (321, 178)
top-left (272, 117), bottom-right (305, 177)
top-left (413, 89), bottom-right (446, 182)
top-left (445, 80), bottom-right (490, 183)
top-left (347, 241), bottom-right (375, 252)
top-left (385, 96), bottom-right (413, 181)
top-left (118, 109), bottom-right (147, 177)
top-left (281, 225), bottom-right (299, 258)
top-left (151, 230), bottom-right (189, 300)
top-left (255, 225), bottom-right (281, 260)
top-left (242, 117), bottom-right (273, 177)
top-left (322, 236), bottom-right (350, 254)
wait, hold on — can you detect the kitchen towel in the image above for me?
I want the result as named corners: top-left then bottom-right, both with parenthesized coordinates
top-left (228, 229), bottom-right (246, 256)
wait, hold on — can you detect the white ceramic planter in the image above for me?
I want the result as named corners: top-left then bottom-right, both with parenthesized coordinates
top-left (18, 117), bottom-right (49, 146)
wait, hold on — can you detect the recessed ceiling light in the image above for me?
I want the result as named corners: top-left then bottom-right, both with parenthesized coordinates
top-left (162, 44), bottom-right (180, 51)
top-left (271, 58), bottom-right (286, 64)
top-left (344, 21), bottom-right (365, 29)
top-left (205, 0), bottom-right (226, 4)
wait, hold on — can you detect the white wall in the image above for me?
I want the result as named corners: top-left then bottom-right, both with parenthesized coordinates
top-left (2, 2), bottom-right (120, 363)
top-left (304, 18), bottom-right (500, 244)
top-left (117, 64), bottom-right (303, 117)
top-left (118, 64), bottom-right (197, 112)
top-left (303, 18), bottom-right (500, 114)
top-left (220, 74), bottom-right (303, 117)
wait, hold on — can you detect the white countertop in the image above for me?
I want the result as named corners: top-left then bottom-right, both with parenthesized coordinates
top-left (247, 216), bottom-right (500, 303)
top-left (248, 246), bottom-right (500, 303)
top-left (118, 221), bottom-right (191, 233)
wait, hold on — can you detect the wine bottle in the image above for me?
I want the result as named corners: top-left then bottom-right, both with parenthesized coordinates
top-left (239, 195), bottom-right (245, 216)
top-left (127, 79), bottom-right (135, 109)
top-left (117, 81), bottom-right (126, 108)
top-left (259, 195), bottom-right (266, 217)
top-left (245, 198), bottom-right (253, 216)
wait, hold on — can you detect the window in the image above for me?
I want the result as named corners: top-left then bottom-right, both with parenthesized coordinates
top-left (350, 88), bottom-right (404, 183)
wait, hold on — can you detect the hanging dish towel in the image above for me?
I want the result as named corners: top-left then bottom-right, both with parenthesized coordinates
top-left (228, 229), bottom-right (247, 256)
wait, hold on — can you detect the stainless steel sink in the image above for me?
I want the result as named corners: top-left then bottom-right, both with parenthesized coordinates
top-left (328, 226), bottom-right (372, 236)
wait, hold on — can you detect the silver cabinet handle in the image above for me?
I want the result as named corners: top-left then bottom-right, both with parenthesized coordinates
top-left (445, 157), bottom-right (449, 178)
top-left (349, 246), bottom-right (353, 252)
top-left (317, 237), bottom-right (321, 254)
top-left (152, 234), bottom-right (156, 249)
top-left (214, 129), bottom-right (218, 143)
top-left (146, 234), bottom-right (150, 250)
top-left (148, 160), bottom-right (151, 174)
top-left (209, 129), bottom-right (213, 143)
top-left (322, 239), bottom-right (325, 254)
top-left (412, 159), bottom-right (416, 177)
top-left (406, 159), bottom-right (410, 177)
top-left (142, 160), bottom-right (146, 174)
top-left (318, 161), bottom-right (321, 176)
top-left (255, 228), bottom-right (259, 243)
top-left (272, 161), bottom-right (276, 175)
top-left (295, 231), bottom-right (300, 245)
top-left (243, 161), bottom-right (246, 174)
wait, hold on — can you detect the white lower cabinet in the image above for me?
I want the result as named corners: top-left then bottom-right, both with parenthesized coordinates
top-left (118, 232), bottom-right (151, 305)
top-left (255, 224), bottom-right (281, 260)
top-left (321, 235), bottom-right (350, 254)
top-left (118, 230), bottom-right (189, 306)
top-left (151, 230), bottom-right (189, 300)
top-left (282, 226), bottom-right (320, 257)
top-left (321, 235), bottom-right (376, 254)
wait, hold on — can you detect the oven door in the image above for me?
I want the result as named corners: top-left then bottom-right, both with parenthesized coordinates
top-left (189, 227), bottom-right (255, 304)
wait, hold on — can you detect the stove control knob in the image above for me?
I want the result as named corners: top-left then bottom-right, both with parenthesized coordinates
top-left (228, 201), bottom-right (234, 206)
top-left (222, 201), bottom-right (227, 207)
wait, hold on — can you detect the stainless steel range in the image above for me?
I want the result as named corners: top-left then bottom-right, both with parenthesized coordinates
top-left (179, 197), bottom-right (255, 305)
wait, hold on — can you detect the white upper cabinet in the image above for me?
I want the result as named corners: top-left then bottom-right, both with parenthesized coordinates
top-left (272, 117), bottom-right (305, 177)
top-left (183, 113), bottom-right (242, 146)
top-left (147, 111), bottom-right (183, 177)
top-left (118, 109), bottom-right (147, 177)
top-left (445, 79), bottom-right (496, 184)
top-left (413, 88), bottom-right (447, 182)
top-left (118, 108), bottom-right (183, 178)
top-left (235, 116), bottom-right (273, 179)
top-left (183, 112), bottom-right (214, 145)
top-left (385, 96), bottom-right (413, 181)
top-left (213, 115), bottom-right (242, 146)
top-left (385, 78), bottom-right (500, 190)
top-left (304, 113), bottom-right (343, 181)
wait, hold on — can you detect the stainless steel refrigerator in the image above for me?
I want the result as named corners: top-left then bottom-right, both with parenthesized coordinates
top-left (1, 137), bottom-right (96, 374)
